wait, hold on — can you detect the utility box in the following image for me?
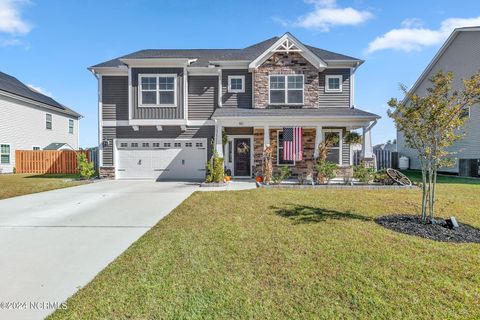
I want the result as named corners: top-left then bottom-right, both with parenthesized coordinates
top-left (399, 156), bottom-right (409, 170)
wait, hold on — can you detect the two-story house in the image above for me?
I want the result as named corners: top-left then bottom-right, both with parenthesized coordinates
top-left (90, 33), bottom-right (379, 180)
top-left (0, 71), bottom-right (81, 174)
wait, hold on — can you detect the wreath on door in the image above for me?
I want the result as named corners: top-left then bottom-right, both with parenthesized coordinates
top-left (237, 142), bottom-right (250, 154)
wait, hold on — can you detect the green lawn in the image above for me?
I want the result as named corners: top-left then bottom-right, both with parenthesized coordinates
top-left (0, 174), bottom-right (87, 200)
top-left (50, 178), bottom-right (480, 319)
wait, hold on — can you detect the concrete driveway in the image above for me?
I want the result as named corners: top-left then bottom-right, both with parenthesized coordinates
top-left (0, 180), bottom-right (199, 320)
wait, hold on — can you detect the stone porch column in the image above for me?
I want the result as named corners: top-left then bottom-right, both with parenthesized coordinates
top-left (263, 125), bottom-right (270, 147)
top-left (313, 125), bottom-right (323, 158)
top-left (215, 120), bottom-right (224, 157)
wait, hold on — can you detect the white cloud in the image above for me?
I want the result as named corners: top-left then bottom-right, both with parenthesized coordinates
top-left (366, 16), bottom-right (480, 54)
top-left (27, 84), bottom-right (53, 97)
top-left (277, 0), bottom-right (373, 32)
top-left (0, 0), bottom-right (31, 35)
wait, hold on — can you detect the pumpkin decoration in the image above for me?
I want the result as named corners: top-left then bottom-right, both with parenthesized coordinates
top-left (225, 176), bottom-right (231, 182)
top-left (255, 176), bottom-right (263, 183)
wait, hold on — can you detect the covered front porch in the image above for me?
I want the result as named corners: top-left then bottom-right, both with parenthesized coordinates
top-left (212, 108), bottom-right (379, 178)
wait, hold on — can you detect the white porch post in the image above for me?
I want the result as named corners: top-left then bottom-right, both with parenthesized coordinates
top-left (362, 126), bottom-right (373, 159)
top-left (263, 125), bottom-right (270, 148)
top-left (215, 120), bottom-right (224, 157)
top-left (314, 125), bottom-right (323, 158)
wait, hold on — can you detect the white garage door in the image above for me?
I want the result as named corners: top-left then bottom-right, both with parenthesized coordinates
top-left (116, 139), bottom-right (207, 180)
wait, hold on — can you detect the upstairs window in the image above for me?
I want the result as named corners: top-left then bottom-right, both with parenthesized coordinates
top-left (228, 75), bottom-right (245, 93)
top-left (68, 119), bottom-right (74, 134)
top-left (45, 113), bottom-right (52, 130)
top-left (269, 75), bottom-right (304, 105)
top-left (32, 146), bottom-right (41, 150)
top-left (139, 74), bottom-right (177, 107)
top-left (325, 75), bottom-right (342, 92)
top-left (1, 144), bottom-right (11, 164)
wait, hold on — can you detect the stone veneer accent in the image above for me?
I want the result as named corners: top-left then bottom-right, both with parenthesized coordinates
top-left (99, 166), bottom-right (115, 179)
top-left (253, 128), bottom-right (316, 176)
top-left (253, 52), bottom-right (320, 108)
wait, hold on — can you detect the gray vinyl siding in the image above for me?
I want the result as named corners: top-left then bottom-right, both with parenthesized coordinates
top-left (319, 69), bottom-right (351, 107)
top-left (342, 142), bottom-right (350, 165)
top-left (188, 76), bottom-right (218, 119)
top-left (131, 68), bottom-right (184, 119)
top-left (397, 31), bottom-right (480, 173)
top-left (102, 127), bottom-right (116, 166)
top-left (116, 126), bottom-right (215, 159)
top-left (102, 76), bottom-right (128, 120)
top-left (222, 69), bottom-right (252, 108)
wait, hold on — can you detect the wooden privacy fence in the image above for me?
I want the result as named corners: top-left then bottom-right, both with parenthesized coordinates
top-left (15, 150), bottom-right (89, 174)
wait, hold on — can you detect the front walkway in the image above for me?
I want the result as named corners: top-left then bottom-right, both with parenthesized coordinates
top-left (0, 180), bottom-right (199, 320)
top-left (198, 179), bottom-right (258, 192)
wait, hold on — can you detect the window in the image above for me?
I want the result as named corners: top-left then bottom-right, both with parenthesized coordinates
top-left (163, 143), bottom-right (171, 148)
top-left (139, 74), bottom-right (176, 107)
top-left (68, 119), bottom-right (74, 134)
top-left (120, 143), bottom-right (128, 148)
top-left (195, 142), bottom-right (203, 147)
top-left (153, 143), bottom-right (160, 148)
top-left (131, 143), bottom-right (138, 147)
top-left (323, 130), bottom-right (342, 165)
top-left (45, 113), bottom-right (52, 130)
top-left (142, 142), bottom-right (149, 148)
top-left (32, 146), bottom-right (41, 150)
top-left (325, 75), bottom-right (342, 92)
top-left (228, 75), bottom-right (245, 93)
top-left (185, 142), bottom-right (193, 147)
top-left (174, 142), bottom-right (181, 148)
top-left (0, 144), bottom-right (10, 164)
top-left (277, 131), bottom-right (294, 166)
top-left (228, 141), bottom-right (233, 163)
top-left (269, 75), bottom-right (304, 105)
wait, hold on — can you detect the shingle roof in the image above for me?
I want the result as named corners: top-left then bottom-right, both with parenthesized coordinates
top-left (0, 71), bottom-right (81, 117)
top-left (43, 143), bottom-right (72, 150)
top-left (91, 35), bottom-right (361, 69)
top-left (212, 107), bottom-right (380, 119)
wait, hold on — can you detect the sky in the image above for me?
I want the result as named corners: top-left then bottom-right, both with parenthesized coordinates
top-left (1, 0), bottom-right (480, 148)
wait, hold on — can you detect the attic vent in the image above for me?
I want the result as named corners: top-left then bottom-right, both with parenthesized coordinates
top-left (272, 38), bottom-right (301, 54)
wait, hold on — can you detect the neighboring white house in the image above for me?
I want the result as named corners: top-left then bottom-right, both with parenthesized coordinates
top-left (0, 71), bottom-right (81, 173)
top-left (397, 27), bottom-right (480, 177)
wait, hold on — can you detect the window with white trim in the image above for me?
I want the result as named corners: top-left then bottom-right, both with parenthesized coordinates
top-left (174, 142), bottom-right (181, 148)
top-left (277, 131), bottom-right (295, 166)
top-left (185, 142), bottom-right (192, 147)
top-left (0, 144), bottom-right (10, 164)
top-left (120, 143), bottom-right (128, 148)
top-left (269, 75), bottom-right (304, 105)
top-left (323, 130), bottom-right (342, 165)
top-left (131, 143), bottom-right (138, 147)
top-left (45, 113), bottom-right (52, 130)
top-left (142, 142), bottom-right (149, 148)
top-left (325, 75), bottom-right (342, 92)
top-left (139, 74), bottom-right (177, 107)
top-left (32, 146), bottom-right (41, 150)
top-left (68, 119), bottom-right (74, 134)
top-left (153, 143), bottom-right (160, 148)
top-left (163, 143), bottom-right (171, 148)
top-left (228, 75), bottom-right (245, 93)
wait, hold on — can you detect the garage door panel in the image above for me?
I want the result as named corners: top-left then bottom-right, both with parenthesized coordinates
top-left (116, 140), bottom-right (207, 180)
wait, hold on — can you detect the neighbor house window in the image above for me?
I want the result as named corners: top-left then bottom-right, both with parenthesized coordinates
top-left (45, 113), bottom-right (52, 130)
top-left (323, 130), bottom-right (342, 165)
top-left (139, 74), bottom-right (177, 107)
top-left (325, 75), bottom-right (342, 92)
top-left (269, 75), bottom-right (304, 105)
top-left (228, 75), bottom-right (245, 93)
top-left (277, 131), bottom-right (294, 166)
top-left (32, 146), bottom-right (41, 150)
top-left (68, 119), bottom-right (74, 134)
top-left (0, 144), bottom-right (10, 164)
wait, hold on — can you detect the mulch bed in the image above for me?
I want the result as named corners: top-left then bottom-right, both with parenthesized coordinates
top-left (375, 215), bottom-right (480, 243)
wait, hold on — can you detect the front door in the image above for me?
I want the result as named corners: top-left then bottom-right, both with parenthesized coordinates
top-left (234, 138), bottom-right (251, 177)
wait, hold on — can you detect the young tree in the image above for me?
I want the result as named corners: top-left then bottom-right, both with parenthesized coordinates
top-left (388, 70), bottom-right (480, 223)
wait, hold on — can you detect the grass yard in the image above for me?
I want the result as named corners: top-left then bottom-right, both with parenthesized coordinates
top-left (0, 174), bottom-right (87, 200)
top-left (50, 176), bottom-right (480, 319)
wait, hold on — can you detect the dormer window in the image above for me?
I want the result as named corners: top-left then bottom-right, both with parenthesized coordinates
top-left (228, 75), bottom-right (245, 93)
top-left (269, 75), bottom-right (304, 105)
top-left (139, 74), bottom-right (177, 107)
top-left (325, 75), bottom-right (342, 92)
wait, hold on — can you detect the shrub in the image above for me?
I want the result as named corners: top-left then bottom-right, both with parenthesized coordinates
top-left (374, 169), bottom-right (390, 184)
top-left (353, 165), bottom-right (375, 183)
top-left (77, 153), bottom-right (95, 180)
top-left (344, 132), bottom-right (362, 145)
top-left (272, 166), bottom-right (291, 184)
top-left (315, 160), bottom-right (338, 184)
top-left (205, 152), bottom-right (224, 183)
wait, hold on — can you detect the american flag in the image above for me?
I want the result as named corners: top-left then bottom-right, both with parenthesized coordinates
top-left (282, 127), bottom-right (303, 161)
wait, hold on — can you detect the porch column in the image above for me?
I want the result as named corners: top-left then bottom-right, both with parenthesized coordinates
top-left (314, 125), bottom-right (323, 158)
top-left (263, 125), bottom-right (270, 147)
top-left (362, 126), bottom-right (373, 159)
top-left (215, 120), bottom-right (224, 157)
